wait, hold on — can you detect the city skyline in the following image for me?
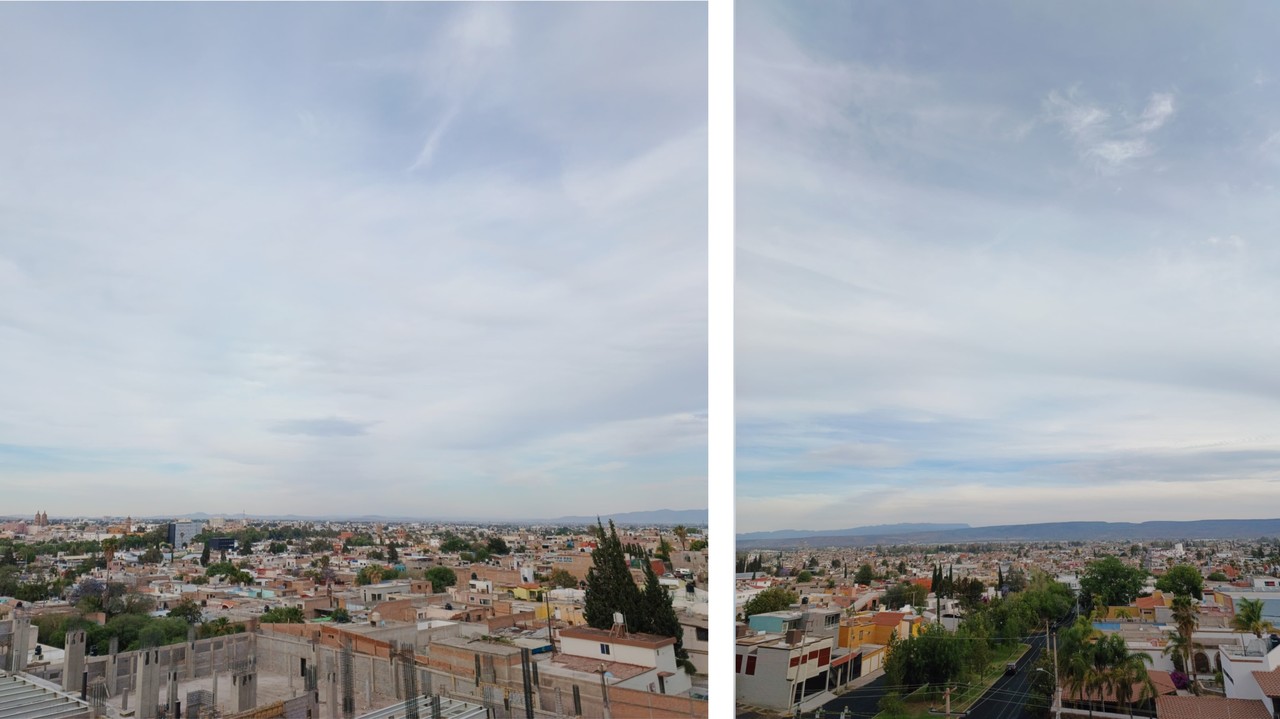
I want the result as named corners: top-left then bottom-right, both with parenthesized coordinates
top-left (736, 1), bottom-right (1280, 533)
top-left (0, 3), bottom-right (709, 519)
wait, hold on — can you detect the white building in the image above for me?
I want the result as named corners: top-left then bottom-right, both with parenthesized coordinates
top-left (542, 626), bottom-right (693, 697)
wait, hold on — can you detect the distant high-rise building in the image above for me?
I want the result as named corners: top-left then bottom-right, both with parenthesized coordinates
top-left (167, 520), bottom-right (206, 549)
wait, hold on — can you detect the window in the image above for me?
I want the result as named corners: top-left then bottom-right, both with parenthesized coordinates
top-left (696, 627), bottom-right (709, 641)
top-left (745, 656), bottom-right (757, 675)
top-left (600, 644), bottom-right (611, 655)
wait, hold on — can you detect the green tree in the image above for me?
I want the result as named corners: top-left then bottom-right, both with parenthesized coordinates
top-left (1079, 556), bottom-right (1146, 611)
top-left (1232, 598), bottom-right (1276, 637)
top-left (855, 564), bottom-right (875, 585)
top-left (742, 586), bottom-right (798, 618)
top-left (1207, 571), bottom-right (1228, 582)
top-left (261, 606), bottom-right (305, 624)
top-left (584, 520), bottom-right (644, 630)
top-left (796, 570), bottom-right (813, 583)
top-left (672, 526), bottom-right (689, 551)
top-left (168, 598), bottom-right (204, 625)
top-left (331, 607), bottom-right (351, 623)
top-left (425, 566), bottom-right (457, 593)
top-left (547, 568), bottom-right (579, 589)
top-left (200, 544), bottom-right (211, 567)
top-left (486, 536), bottom-right (510, 556)
top-left (639, 557), bottom-right (693, 674)
top-left (882, 581), bottom-right (927, 611)
top-left (1155, 565), bottom-right (1204, 600)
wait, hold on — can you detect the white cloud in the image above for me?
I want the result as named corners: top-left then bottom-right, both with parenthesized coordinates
top-left (1043, 88), bottom-right (1176, 171)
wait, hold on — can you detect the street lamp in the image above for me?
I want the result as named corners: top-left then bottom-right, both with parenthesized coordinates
top-left (1035, 668), bottom-right (1062, 719)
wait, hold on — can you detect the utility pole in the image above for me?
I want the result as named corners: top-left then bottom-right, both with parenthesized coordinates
top-left (1053, 629), bottom-right (1062, 719)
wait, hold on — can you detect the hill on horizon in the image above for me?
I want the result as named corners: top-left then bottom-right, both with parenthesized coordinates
top-left (736, 517), bottom-right (1280, 550)
top-left (737, 522), bottom-right (969, 541)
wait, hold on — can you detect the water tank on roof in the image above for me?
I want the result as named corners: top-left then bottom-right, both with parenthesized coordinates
top-left (370, 611), bottom-right (381, 626)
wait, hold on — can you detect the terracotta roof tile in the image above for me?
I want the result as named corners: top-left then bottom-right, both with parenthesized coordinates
top-left (873, 612), bottom-right (905, 627)
top-left (1155, 696), bottom-right (1271, 719)
top-left (1252, 668), bottom-right (1280, 698)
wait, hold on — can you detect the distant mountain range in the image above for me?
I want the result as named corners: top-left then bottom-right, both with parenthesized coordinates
top-left (736, 518), bottom-right (1280, 549)
top-left (552, 509), bottom-right (708, 526)
top-left (0, 509), bottom-right (708, 527)
top-left (737, 523), bottom-right (969, 541)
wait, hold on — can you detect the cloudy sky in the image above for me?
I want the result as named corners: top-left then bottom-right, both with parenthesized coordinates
top-left (737, 2), bottom-right (1280, 533)
top-left (0, 3), bottom-right (707, 520)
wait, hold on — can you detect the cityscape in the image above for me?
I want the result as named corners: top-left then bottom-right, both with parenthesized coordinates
top-left (0, 511), bottom-right (709, 718)
top-left (6, 1), bottom-right (1280, 719)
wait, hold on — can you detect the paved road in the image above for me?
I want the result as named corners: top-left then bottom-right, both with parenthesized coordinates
top-left (817, 674), bottom-right (888, 719)
top-left (814, 611), bottom-right (1076, 719)
top-left (964, 633), bottom-right (1047, 719)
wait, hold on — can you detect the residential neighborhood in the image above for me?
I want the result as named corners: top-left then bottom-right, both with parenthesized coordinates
top-left (736, 537), bottom-right (1280, 719)
top-left (0, 512), bottom-right (709, 718)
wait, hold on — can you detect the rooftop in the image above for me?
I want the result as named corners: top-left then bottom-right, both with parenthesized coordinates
top-left (0, 671), bottom-right (92, 719)
top-left (1155, 696), bottom-right (1271, 719)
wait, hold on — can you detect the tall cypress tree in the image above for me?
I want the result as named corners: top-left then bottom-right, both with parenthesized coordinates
top-left (640, 554), bottom-right (693, 673)
top-left (584, 520), bottom-right (643, 631)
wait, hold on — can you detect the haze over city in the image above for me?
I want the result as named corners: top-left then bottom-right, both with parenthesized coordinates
top-left (0, 3), bottom-right (709, 520)
top-left (736, 1), bottom-right (1280, 534)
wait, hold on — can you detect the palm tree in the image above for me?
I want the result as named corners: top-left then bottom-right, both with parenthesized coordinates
top-left (1232, 598), bottom-right (1276, 638)
top-left (1169, 594), bottom-right (1201, 693)
top-left (1111, 651), bottom-right (1156, 719)
top-left (1163, 630), bottom-right (1202, 682)
top-left (672, 525), bottom-right (689, 552)
top-left (101, 537), bottom-right (119, 564)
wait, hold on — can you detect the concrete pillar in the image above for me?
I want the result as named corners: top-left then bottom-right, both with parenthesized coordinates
top-left (137, 649), bottom-right (161, 719)
top-left (63, 629), bottom-right (87, 693)
top-left (167, 669), bottom-right (180, 715)
top-left (234, 667), bottom-right (257, 712)
top-left (11, 615), bottom-right (32, 672)
top-left (106, 638), bottom-right (119, 695)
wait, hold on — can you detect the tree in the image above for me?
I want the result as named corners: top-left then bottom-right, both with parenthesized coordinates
top-left (742, 586), bottom-right (798, 618)
top-left (168, 598), bottom-right (204, 625)
top-left (386, 544), bottom-right (399, 563)
top-left (1168, 594), bottom-right (1200, 689)
top-left (1207, 571), bottom-right (1228, 582)
top-left (486, 536), bottom-right (510, 556)
top-left (425, 566), bottom-right (457, 593)
top-left (1005, 567), bottom-right (1028, 593)
top-left (200, 544), bottom-right (211, 567)
top-left (1155, 565), bottom-right (1204, 600)
top-left (796, 570), bottom-right (813, 583)
top-left (639, 557), bottom-right (694, 673)
top-left (884, 623), bottom-right (965, 691)
top-left (1079, 556), bottom-right (1146, 611)
top-left (688, 539), bottom-right (707, 552)
top-left (547, 569), bottom-right (579, 589)
top-left (654, 536), bottom-right (674, 562)
top-left (883, 582), bottom-right (927, 611)
top-left (855, 564), bottom-right (875, 585)
top-left (672, 526), bottom-right (689, 552)
top-left (1232, 598), bottom-right (1276, 637)
top-left (331, 607), bottom-right (351, 623)
top-left (261, 606), bottom-right (305, 624)
top-left (584, 520), bottom-right (644, 631)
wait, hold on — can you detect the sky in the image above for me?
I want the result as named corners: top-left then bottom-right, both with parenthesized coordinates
top-left (0, 3), bottom-right (708, 521)
top-left (736, 2), bottom-right (1280, 533)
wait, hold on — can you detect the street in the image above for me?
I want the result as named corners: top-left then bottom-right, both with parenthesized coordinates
top-left (814, 612), bottom-right (1076, 719)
